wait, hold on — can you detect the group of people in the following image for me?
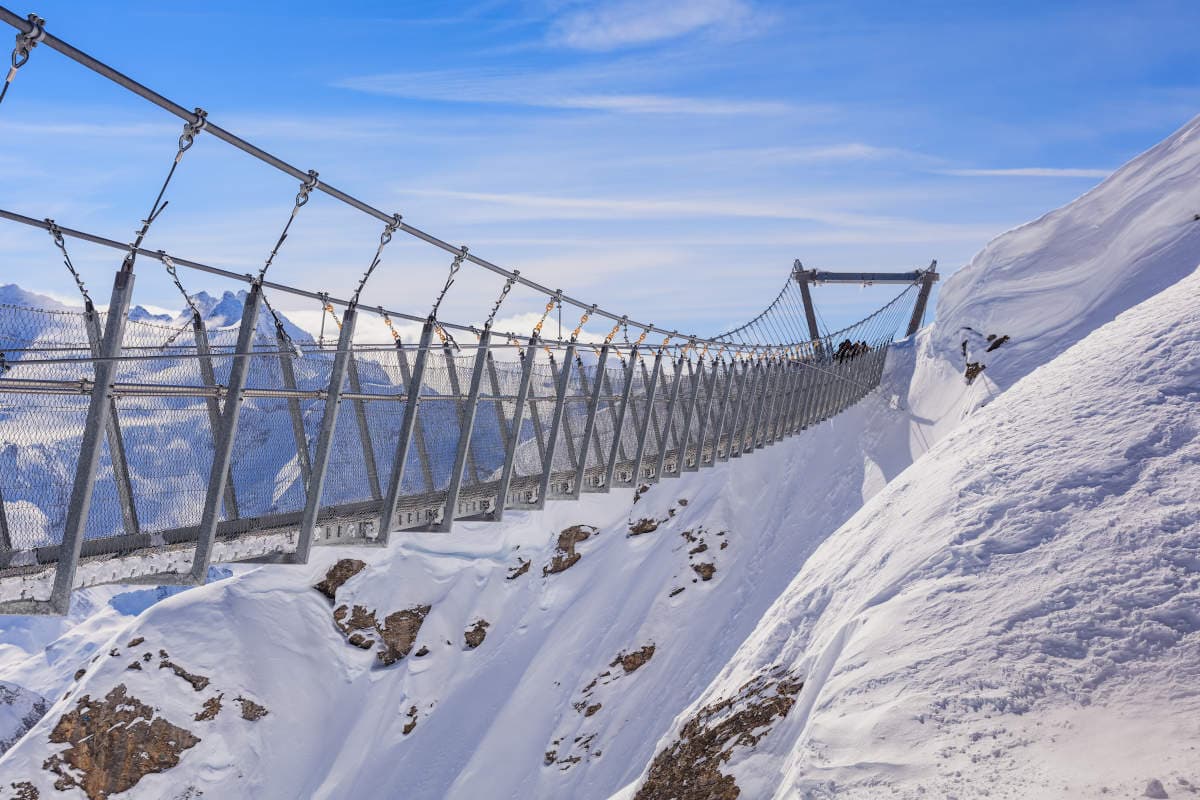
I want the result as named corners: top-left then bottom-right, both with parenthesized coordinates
top-left (833, 339), bottom-right (871, 362)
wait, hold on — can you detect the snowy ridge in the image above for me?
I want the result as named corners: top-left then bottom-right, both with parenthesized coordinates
top-left (625, 265), bottom-right (1200, 799)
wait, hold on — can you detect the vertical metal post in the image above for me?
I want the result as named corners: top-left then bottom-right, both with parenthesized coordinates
top-left (748, 358), bottom-right (776, 453)
top-left (0, 484), bottom-right (11, 553)
top-left (729, 359), bottom-right (760, 459)
top-left (906, 261), bottom-right (938, 337)
top-left (783, 358), bottom-right (805, 437)
top-left (486, 352), bottom-right (511, 467)
top-left (393, 337), bottom-right (435, 493)
top-left (83, 304), bottom-right (139, 537)
top-left (528, 362), bottom-right (549, 468)
top-left (603, 348), bottom-right (639, 490)
top-left (794, 262), bottom-right (822, 344)
top-left (688, 358), bottom-right (721, 472)
top-left (442, 344), bottom-right (480, 486)
top-left (277, 327), bottom-right (312, 485)
top-left (714, 358), bottom-right (743, 462)
top-left (759, 358), bottom-right (783, 446)
top-left (346, 349), bottom-right (382, 501)
top-left (50, 268), bottom-right (136, 612)
top-left (575, 354), bottom-right (607, 477)
top-left (652, 355), bottom-right (686, 482)
top-left (772, 358), bottom-right (797, 443)
top-left (536, 342), bottom-right (575, 507)
top-left (378, 322), bottom-right (435, 541)
top-left (438, 330), bottom-right (491, 531)
top-left (190, 283), bottom-right (263, 583)
top-left (492, 336), bottom-right (538, 520)
top-left (629, 350), bottom-right (663, 482)
top-left (675, 357), bottom-right (703, 474)
top-left (571, 344), bottom-right (609, 499)
top-left (195, 314), bottom-right (239, 520)
top-left (547, 355), bottom-right (579, 484)
top-left (600, 365), bottom-right (631, 467)
top-left (295, 305), bottom-right (358, 563)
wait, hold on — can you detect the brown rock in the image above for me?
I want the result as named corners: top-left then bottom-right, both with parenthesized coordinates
top-left (692, 563), bottom-right (716, 581)
top-left (72, 669), bottom-right (85, 682)
top-left (611, 644), bottom-right (656, 674)
top-left (402, 705), bottom-right (418, 735)
top-left (42, 684), bottom-right (200, 800)
top-left (634, 669), bottom-right (803, 800)
top-left (158, 660), bottom-right (210, 692)
top-left (127, 637), bottom-right (144, 648)
top-left (544, 525), bottom-right (596, 575)
top-left (376, 606), bottom-right (431, 666)
top-left (628, 518), bottom-right (659, 536)
top-left (584, 703), bottom-right (602, 717)
top-left (314, 559), bottom-right (367, 601)
top-left (506, 558), bottom-right (531, 580)
top-left (414, 646), bottom-right (430, 658)
top-left (194, 694), bottom-right (222, 722)
top-left (126, 662), bottom-right (141, 672)
top-left (688, 543), bottom-right (708, 555)
top-left (464, 619), bottom-right (490, 650)
top-left (8, 781), bottom-right (38, 800)
top-left (234, 696), bottom-right (268, 722)
top-left (668, 587), bottom-right (685, 597)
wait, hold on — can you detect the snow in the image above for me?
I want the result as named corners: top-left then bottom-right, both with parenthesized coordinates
top-left (0, 112), bottom-right (1198, 797)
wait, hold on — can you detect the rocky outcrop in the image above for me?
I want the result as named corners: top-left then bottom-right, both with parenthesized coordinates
top-left (42, 684), bottom-right (201, 800)
top-left (0, 682), bottom-right (48, 757)
top-left (611, 644), bottom-right (655, 674)
top-left (544, 525), bottom-right (597, 575)
top-left (314, 559), bottom-right (367, 600)
top-left (635, 668), bottom-right (803, 800)
top-left (464, 619), bottom-right (490, 650)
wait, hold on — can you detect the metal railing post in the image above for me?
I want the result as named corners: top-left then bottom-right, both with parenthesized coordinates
top-left (393, 335), bottom-right (435, 493)
top-left (49, 267), bottom-right (136, 613)
top-left (653, 354), bottom-right (686, 482)
top-left (190, 283), bottom-right (263, 583)
top-left (295, 305), bottom-right (358, 563)
top-left (0, 485), bottom-right (11, 554)
top-left (688, 357), bottom-right (721, 471)
top-left (536, 342), bottom-right (575, 507)
top-left (195, 313), bottom-right (239, 520)
top-left (674, 357), bottom-right (703, 474)
top-left (571, 344), bottom-right (608, 499)
top-left (83, 303), bottom-right (139, 537)
top-left (728, 359), bottom-right (760, 459)
top-left (600, 365), bottom-right (631, 469)
top-left (442, 344), bottom-right (480, 487)
top-left (378, 321), bottom-right (434, 541)
top-left (747, 357), bottom-right (776, 453)
top-left (630, 349), bottom-right (663, 482)
top-left (547, 355), bottom-right (579, 488)
top-left (346, 348), bottom-right (382, 502)
top-left (437, 329), bottom-right (490, 531)
top-left (713, 358), bottom-right (742, 462)
top-left (492, 335), bottom-right (538, 520)
top-left (276, 328), bottom-right (312, 486)
top-left (603, 348), bottom-right (639, 490)
top-left (486, 351), bottom-right (511, 467)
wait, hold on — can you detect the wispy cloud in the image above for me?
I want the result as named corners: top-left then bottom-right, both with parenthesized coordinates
top-left (335, 65), bottom-right (789, 116)
top-left (548, 0), bottom-right (762, 51)
top-left (940, 167), bottom-right (1111, 178)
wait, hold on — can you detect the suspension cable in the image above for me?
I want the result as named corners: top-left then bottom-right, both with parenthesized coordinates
top-left (0, 12), bottom-right (43, 109)
top-left (45, 218), bottom-right (91, 309)
top-left (259, 169), bottom-right (318, 282)
top-left (350, 214), bottom-right (403, 306)
top-left (483, 270), bottom-right (518, 330)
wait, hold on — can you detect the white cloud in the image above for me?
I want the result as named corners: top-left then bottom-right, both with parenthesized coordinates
top-left (940, 167), bottom-right (1111, 178)
top-left (558, 93), bottom-right (787, 115)
top-left (549, 0), bottom-right (759, 51)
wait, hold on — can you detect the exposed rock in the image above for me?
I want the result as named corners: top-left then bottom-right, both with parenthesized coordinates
top-left (193, 694), bottom-right (222, 722)
top-left (42, 684), bottom-right (200, 800)
top-left (544, 525), bottom-right (596, 575)
top-left (611, 644), bottom-right (656, 674)
top-left (414, 646), bottom-right (430, 658)
top-left (334, 604), bottom-right (377, 639)
top-left (634, 668), bottom-right (803, 800)
top-left (544, 750), bottom-right (556, 766)
top-left (0, 682), bottom-right (48, 757)
top-left (346, 633), bottom-right (374, 650)
top-left (314, 559), bottom-right (367, 601)
top-left (464, 619), bottom-right (490, 650)
top-left (1144, 778), bottom-right (1169, 798)
top-left (158, 660), bottom-right (210, 692)
top-left (506, 558), bottom-right (531, 580)
top-left (668, 587), bottom-right (685, 597)
top-left (584, 703), bottom-right (602, 717)
top-left (692, 563), bottom-right (716, 581)
top-left (965, 361), bottom-right (986, 383)
top-left (8, 781), bottom-right (38, 800)
top-left (402, 705), bottom-right (418, 736)
top-left (127, 662), bottom-right (142, 672)
top-left (234, 696), bottom-right (268, 722)
top-left (985, 334), bottom-right (1010, 352)
top-left (688, 543), bottom-right (708, 555)
top-left (127, 637), bottom-right (144, 648)
top-left (720, 541), bottom-right (728, 550)
top-left (376, 606), bottom-right (432, 666)
top-left (628, 518), bottom-right (659, 536)
top-left (678, 498), bottom-right (688, 506)
top-left (633, 483), bottom-right (651, 503)
top-left (72, 669), bottom-right (85, 682)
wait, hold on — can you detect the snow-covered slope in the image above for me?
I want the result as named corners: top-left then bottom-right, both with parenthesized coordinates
top-left (624, 264), bottom-right (1200, 800)
top-left (0, 114), bottom-right (1198, 798)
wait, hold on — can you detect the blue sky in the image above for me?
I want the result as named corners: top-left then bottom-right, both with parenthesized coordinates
top-left (0, 0), bottom-right (1197, 340)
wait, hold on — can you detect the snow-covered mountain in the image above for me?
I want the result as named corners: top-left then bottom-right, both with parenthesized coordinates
top-left (0, 113), bottom-right (1198, 799)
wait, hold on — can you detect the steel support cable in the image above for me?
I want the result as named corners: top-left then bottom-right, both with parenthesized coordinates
top-left (0, 8), bottom-right (770, 350)
top-left (45, 218), bottom-right (92, 309)
top-left (428, 245), bottom-right (468, 350)
top-left (0, 11), bottom-right (41, 109)
top-left (254, 170), bottom-right (320, 355)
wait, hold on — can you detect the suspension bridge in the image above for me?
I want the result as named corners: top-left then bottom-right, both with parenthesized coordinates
top-left (0, 9), bottom-right (937, 614)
